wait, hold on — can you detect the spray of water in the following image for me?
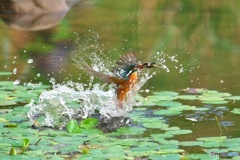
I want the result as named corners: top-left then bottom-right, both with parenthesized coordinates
top-left (27, 31), bottom-right (169, 129)
top-left (27, 71), bottom-right (152, 129)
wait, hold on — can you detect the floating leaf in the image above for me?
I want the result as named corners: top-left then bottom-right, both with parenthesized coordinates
top-left (186, 154), bottom-right (218, 160)
top-left (149, 154), bottom-right (181, 160)
top-left (142, 120), bottom-right (169, 129)
top-left (0, 72), bottom-right (12, 76)
top-left (153, 91), bottom-right (179, 96)
top-left (231, 108), bottom-right (240, 114)
top-left (154, 101), bottom-right (182, 107)
top-left (146, 95), bottom-right (177, 101)
top-left (165, 129), bottom-right (192, 135)
top-left (0, 118), bottom-right (8, 123)
top-left (66, 119), bottom-right (81, 134)
top-left (200, 141), bottom-right (223, 148)
top-left (141, 101), bottom-right (156, 106)
top-left (0, 101), bottom-right (17, 106)
top-left (154, 109), bottom-right (182, 116)
top-left (110, 127), bottom-right (146, 136)
top-left (179, 141), bottom-right (203, 146)
top-left (80, 118), bottom-right (98, 129)
top-left (197, 136), bottom-right (227, 142)
top-left (0, 81), bottom-right (14, 86)
top-left (177, 95), bottom-right (198, 100)
top-left (226, 96), bottom-right (240, 100)
top-left (202, 91), bottom-right (231, 97)
top-left (201, 100), bottom-right (228, 104)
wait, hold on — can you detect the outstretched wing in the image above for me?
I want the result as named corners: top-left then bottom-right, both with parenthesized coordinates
top-left (116, 51), bottom-right (138, 68)
top-left (82, 63), bottom-right (126, 84)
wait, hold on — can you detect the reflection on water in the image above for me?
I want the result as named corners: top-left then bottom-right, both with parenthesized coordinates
top-left (0, 0), bottom-right (80, 31)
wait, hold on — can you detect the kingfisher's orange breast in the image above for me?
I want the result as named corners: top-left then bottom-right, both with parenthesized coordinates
top-left (117, 72), bottom-right (138, 104)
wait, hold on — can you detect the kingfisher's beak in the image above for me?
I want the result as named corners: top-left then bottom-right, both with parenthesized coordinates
top-left (137, 62), bottom-right (157, 69)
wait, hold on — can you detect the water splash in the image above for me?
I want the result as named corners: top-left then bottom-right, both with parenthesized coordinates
top-left (27, 50), bottom-right (154, 129)
top-left (27, 30), bottom-right (161, 129)
top-left (27, 73), bottom-right (151, 129)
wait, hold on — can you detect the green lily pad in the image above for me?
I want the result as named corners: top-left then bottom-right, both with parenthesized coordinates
top-left (186, 154), bottom-right (219, 160)
top-left (179, 141), bottom-right (203, 146)
top-left (146, 95), bottom-right (177, 102)
top-left (143, 120), bottom-right (169, 129)
top-left (201, 100), bottom-right (228, 104)
top-left (150, 133), bottom-right (174, 139)
top-left (154, 109), bottom-right (182, 116)
top-left (9, 91), bottom-right (38, 99)
top-left (0, 81), bottom-right (14, 86)
top-left (110, 127), bottom-right (146, 136)
top-left (202, 91), bottom-right (231, 97)
top-left (165, 129), bottom-right (192, 135)
top-left (80, 118), bottom-right (98, 129)
top-left (226, 96), bottom-right (240, 100)
top-left (149, 154), bottom-right (181, 160)
top-left (141, 101), bottom-right (156, 106)
top-left (0, 101), bottom-right (17, 106)
top-left (200, 141), bottom-right (223, 148)
top-left (231, 108), bottom-right (240, 114)
top-left (154, 101), bottom-right (182, 107)
top-left (197, 136), bottom-right (227, 142)
top-left (177, 95), bottom-right (198, 100)
top-left (0, 72), bottom-right (12, 76)
top-left (153, 91), bottom-right (179, 96)
top-left (66, 119), bottom-right (81, 134)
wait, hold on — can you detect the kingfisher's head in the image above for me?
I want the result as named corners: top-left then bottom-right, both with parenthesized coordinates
top-left (119, 62), bottom-right (156, 79)
top-left (115, 52), bottom-right (156, 79)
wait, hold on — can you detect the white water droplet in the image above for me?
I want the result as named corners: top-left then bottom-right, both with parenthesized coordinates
top-left (13, 68), bottom-right (17, 74)
top-left (13, 79), bottom-right (20, 85)
top-left (28, 59), bottom-right (33, 63)
top-left (49, 77), bottom-right (56, 85)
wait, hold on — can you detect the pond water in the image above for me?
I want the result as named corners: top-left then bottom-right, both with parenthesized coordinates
top-left (1, 0), bottom-right (240, 159)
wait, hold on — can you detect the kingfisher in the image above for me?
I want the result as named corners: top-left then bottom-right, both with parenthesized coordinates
top-left (81, 51), bottom-right (156, 108)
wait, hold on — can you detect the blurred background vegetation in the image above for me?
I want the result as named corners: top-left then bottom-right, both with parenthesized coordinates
top-left (0, 0), bottom-right (240, 94)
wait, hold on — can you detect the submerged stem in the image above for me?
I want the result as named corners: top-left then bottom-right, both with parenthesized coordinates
top-left (215, 116), bottom-right (222, 133)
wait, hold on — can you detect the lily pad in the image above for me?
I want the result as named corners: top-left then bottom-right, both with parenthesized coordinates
top-left (0, 101), bottom-right (17, 106)
top-left (0, 72), bottom-right (12, 76)
top-left (80, 118), bottom-right (98, 129)
top-left (66, 119), bottom-right (81, 134)
top-left (154, 109), bottom-right (182, 116)
top-left (149, 154), bottom-right (181, 160)
top-left (197, 136), bottom-right (227, 142)
top-left (153, 91), bottom-right (179, 96)
top-left (154, 101), bottom-right (182, 107)
top-left (231, 108), bottom-right (240, 114)
top-left (177, 95), bottom-right (198, 100)
top-left (165, 129), bottom-right (192, 135)
top-left (226, 96), bottom-right (240, 100)
top-left (179, 141), bottom-right (203, 146)
top-left (109, 127), bottom-right (146, 136)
